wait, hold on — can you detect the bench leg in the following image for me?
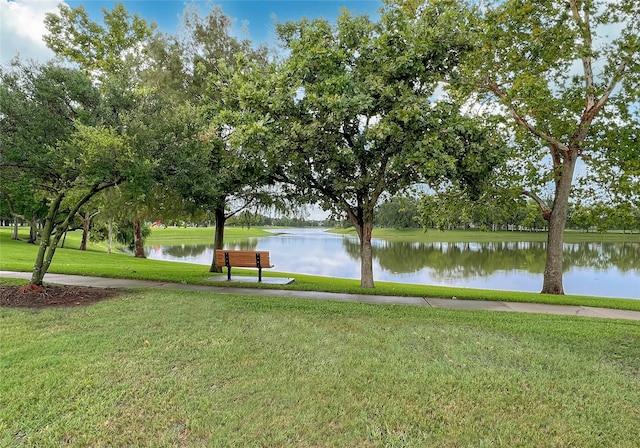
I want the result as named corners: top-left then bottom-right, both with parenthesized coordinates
top-left (256, 253), bottom-right (263, 282)
top-left (227, 266), bottom-right (231, 281)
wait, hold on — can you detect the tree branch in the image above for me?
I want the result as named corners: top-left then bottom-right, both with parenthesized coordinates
top-left (372, 154), bottom-right (390, 204)
top-left (522, 190), bottom-right (551, 221)
top-left (569, 0), bottom-right (595, 111)
top-left (341, 128), bottom-right (355, 148)
top-left (487, 79), bottom-right (570, 156)
top-left (590, 60), bottom-right (627, 120)
top-left (225, 197), bottom-right (257, 219)
top-left (569, 0), bottom-right (628, 146)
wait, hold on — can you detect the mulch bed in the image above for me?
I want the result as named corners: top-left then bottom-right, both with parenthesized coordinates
top-left (0, 285), bottom-right (127, 308)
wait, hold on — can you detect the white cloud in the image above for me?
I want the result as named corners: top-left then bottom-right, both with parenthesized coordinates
top-left (0, 0), bottom-right (61, 65)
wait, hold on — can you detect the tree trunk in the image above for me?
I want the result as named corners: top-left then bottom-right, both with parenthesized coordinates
top-left (541, 213), bottom-right (567, 294)
top-left (31, 193), bottom-right (64, 286)
top-left (133, 217), bottom-right (146, 258)
top-left (12, 215), bottom-right (19, 240)
top-left (28, 218), bottom-right (38, 244)
top-left (353, 219), bottom-right (375, 288)
top-left (43, 227), bottom-right (66, 279)
top-left (79, 211), bottom-right (100, 250)
top-left (80, 212), bottom-right (89, 251)
top-left (107, 219), bottom-right (113, 254)
top-left (4, 197), bottom-right (20, 240)
top-left (347, 202), bottom-right (376, 288)
top-left (361, 221), bottom-right (375, 288)
top-left (541, 155), bottom-right (577, 295)
top-left (209, 205), bottom-right (226, 273)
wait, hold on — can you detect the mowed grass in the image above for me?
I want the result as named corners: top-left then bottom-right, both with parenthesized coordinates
top-left (1, 288), bottom-right (639, 447)
top-left (146, 226), bottom-right (274, 246)
top-left (2, 227), bottom-right (640, 311)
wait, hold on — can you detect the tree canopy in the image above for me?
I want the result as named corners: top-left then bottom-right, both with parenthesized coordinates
top-left (221, 5), bottom-right (504, 287)
top-left (0, 61), bottom-right (144, 285)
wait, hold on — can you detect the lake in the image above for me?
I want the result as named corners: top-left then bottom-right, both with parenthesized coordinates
top-left (145, 228), bottom-right (640, 299)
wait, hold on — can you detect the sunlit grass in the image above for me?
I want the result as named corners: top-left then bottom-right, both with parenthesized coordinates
top-left (1, 289), bottom-right (639, 447)
top-left (146, 225), bottom-right (273, 245)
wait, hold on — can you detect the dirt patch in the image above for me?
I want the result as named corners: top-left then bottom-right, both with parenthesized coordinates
top-left (0, 285), bottom-right (127, 308)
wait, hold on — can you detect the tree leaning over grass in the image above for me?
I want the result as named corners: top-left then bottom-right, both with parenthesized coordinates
top-left (29, 125), bottom-right (144, 287)
top-left (0, 62), bottom-right (144, 287)
top-left (45, 2), bottom-right (158, 260)
top-left (451, 0), bottom-right (640, 294)
top-left (223, 5), bottom-right (504, 287)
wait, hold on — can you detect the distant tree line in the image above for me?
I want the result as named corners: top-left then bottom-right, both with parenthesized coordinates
top-left (373, 196), bottom-right (640, 233)
top-left (215, 212), bottom-right (324, 229)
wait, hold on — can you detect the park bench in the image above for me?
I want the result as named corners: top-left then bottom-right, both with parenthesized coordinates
top-left (214, 250), bottom-right (274, 282)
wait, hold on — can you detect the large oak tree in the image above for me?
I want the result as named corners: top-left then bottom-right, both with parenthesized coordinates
top-left (223, 5), bottom-right (503, 287)
top-left (182, 6), bottom-right (274, 273)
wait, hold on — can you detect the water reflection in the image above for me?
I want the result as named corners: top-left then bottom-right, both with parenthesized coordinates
top-left (371, 241), bottom-right (545, 277)
top-left (341, 240), bottom-right (639, 278)
top-left (145, 228), bottom-right (640, 299)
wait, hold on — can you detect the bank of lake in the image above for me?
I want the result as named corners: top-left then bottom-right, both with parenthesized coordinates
top-left (1, 227), bottom-right (639, 311)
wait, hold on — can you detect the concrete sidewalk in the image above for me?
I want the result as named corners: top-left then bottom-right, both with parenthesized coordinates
top-left (2, 270), bottom-right (639, 321)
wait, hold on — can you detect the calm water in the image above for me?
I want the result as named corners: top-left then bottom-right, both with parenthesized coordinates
top-left (145, 228), bottom-right (640, 299)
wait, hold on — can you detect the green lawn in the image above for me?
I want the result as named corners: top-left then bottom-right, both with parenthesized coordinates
top-left (2, 227), bottom-right (640, 311)
top-left (2, 227), bottom-right (639, 446)
top-left (146, 225), bottom-right (273, 245)
top-left (1, 288), bottom-right (639, 447)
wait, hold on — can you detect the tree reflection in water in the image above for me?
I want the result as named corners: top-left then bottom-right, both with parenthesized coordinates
top-left (342, 239), bottom-right (639, 279)
top-left (146, 239), bottom-right (258, 260)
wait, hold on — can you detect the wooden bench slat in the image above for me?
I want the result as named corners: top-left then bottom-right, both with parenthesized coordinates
top-left (215, 250), bottom-right (273, 268)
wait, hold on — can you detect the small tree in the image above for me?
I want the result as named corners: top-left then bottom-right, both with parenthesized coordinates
top-left (0, 61), bottom-right (145, 287)
top-left (375, 196), bottom-right (421, 229)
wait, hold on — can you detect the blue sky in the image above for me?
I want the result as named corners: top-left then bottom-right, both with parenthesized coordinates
top-left (1, 0), bottom-right (382, 65)
top-left (66, 0), bottom-right (382, 45)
